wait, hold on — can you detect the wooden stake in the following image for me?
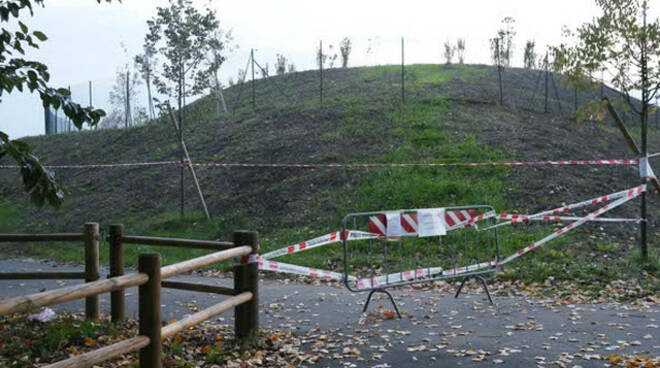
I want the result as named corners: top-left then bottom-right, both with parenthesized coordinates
top-left (233, 231), bottom-right (259, 340)
top-left (84, 223), bottom-right (100, 320)
top-left (109, 224), bottom-right (125, 323)
top-left (167, 104), bottom-right (211, 220)
top-left (603, 97), bottom-right (660, 193)
top-left (138, 254), bottom-right (162, 368)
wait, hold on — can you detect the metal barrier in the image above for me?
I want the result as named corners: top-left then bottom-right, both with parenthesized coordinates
top-left (341, 206), bottom-right (498, 316)
top-left (244, 184), bottom-right (645, 319)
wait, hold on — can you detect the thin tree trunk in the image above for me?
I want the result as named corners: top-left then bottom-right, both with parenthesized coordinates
top-left (640, 5), bottom-right (649, 261)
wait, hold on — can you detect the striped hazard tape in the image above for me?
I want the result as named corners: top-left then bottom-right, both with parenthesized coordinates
top-left (240, 254), bottom-right (357, 282)
top-left (260, 230), bottom-right (378, 260)
top-left (482, 186), bottom-right (642, 231)
top-left (0, 156), bottom-right (644, 170)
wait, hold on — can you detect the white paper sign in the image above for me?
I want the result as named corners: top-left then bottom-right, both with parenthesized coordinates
top-left (385, 212), bottom-right (403, 237)
top-left (640, 157), bottom-right (657, 179)
top-left (417, 208), bottom-right (447, 237)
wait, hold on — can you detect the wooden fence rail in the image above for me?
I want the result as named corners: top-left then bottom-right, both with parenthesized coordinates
top-left (0, 223), bottom-right (100, 319)
top-left (0, 225), bottom-right (260, 368)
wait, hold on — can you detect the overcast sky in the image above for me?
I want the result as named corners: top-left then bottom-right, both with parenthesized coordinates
top-left (2, 0), bottom-right (649, 138)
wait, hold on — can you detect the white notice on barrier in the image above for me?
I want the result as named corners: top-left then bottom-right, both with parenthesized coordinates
top-left (417, 208), bottom-right (447, 237)
top-left (640, 157), bottom-right (657, 179)
top-left (386, 212), bottom-right (403, 237)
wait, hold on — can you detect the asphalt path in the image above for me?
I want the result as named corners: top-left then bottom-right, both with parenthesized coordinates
top-left (1, 259), bottom-right (658, 367)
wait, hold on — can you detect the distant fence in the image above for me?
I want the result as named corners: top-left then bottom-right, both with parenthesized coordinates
top-left (0, 224), bottom-right (259, 368)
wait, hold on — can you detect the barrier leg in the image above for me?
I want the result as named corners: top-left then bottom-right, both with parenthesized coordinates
top-left (477, 276), bottom-right (494, 305)
top-left (362, 288), bottom-right (401, 319)
top-left (454, 277), bottom-right (468, 299)
top-left (455, 276), bottom-right (494, 305)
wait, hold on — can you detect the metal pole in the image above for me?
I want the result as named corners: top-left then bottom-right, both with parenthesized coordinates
top-left (251, 49), bottom-right (255, 110)
top-left (319, 40), bottom-right (323, 104)
top-left (544, 53), bottom-right (549, 113)
top-left (68, 86), bottom-right (72, 132)
top-left (497, 40), bottom-right (503, 106)
top-left (401, 36), bottom-right (405, 104)
top-left (125, 71), bottom-right (130, 128)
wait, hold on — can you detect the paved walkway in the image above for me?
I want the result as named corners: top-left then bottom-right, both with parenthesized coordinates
top-left (1, 259), bottom-right (659, 367)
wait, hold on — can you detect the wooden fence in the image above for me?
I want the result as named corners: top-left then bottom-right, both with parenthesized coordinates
top-left (0, 222), bottom-right (100, 319)
top-left (0, 224), bottom-right (259, 368)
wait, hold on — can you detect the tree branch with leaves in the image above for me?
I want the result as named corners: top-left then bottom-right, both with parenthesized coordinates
top-left (0, 0), bottom-right (108, 207)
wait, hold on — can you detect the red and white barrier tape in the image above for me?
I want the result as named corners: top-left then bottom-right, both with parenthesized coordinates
top-left (497, 184), bottom-right (645, 265)
top-left (189, 158), bottom-right (639, 168)
top-left (0, 157), bottom-right (641, 170)
top-left (482, 186), bottom-right (639, 231)
top-left (260, 230), bottom-right (378, 260)
top-left (241, 254), bottom-right (357, 282)
top-left (496, 214), bottom-right (641, 223)
top-left (0, 161), bottom-right (177, 169)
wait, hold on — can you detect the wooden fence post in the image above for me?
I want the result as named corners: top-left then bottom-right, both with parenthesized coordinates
top-left (233, 231), bottom-right (259, 340)
top-left (109, 224), bottom-right (125, 323)
top-left (139, 253), bottom-right (162, 368)
top-left (84, 222), bottom-right (100, 319)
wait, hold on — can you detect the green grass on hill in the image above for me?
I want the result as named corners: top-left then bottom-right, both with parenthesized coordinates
top-left (0, 64), bottom-right (658, 289)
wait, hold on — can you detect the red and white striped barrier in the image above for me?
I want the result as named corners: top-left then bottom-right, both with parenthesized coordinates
top-left (353, 184), bottom-right (646, 289)
top-left (367, 209), bottom-right (494, 237)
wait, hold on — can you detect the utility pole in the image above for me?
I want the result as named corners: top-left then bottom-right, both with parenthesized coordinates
top-left (251, 48), bottom-right (255, 110)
